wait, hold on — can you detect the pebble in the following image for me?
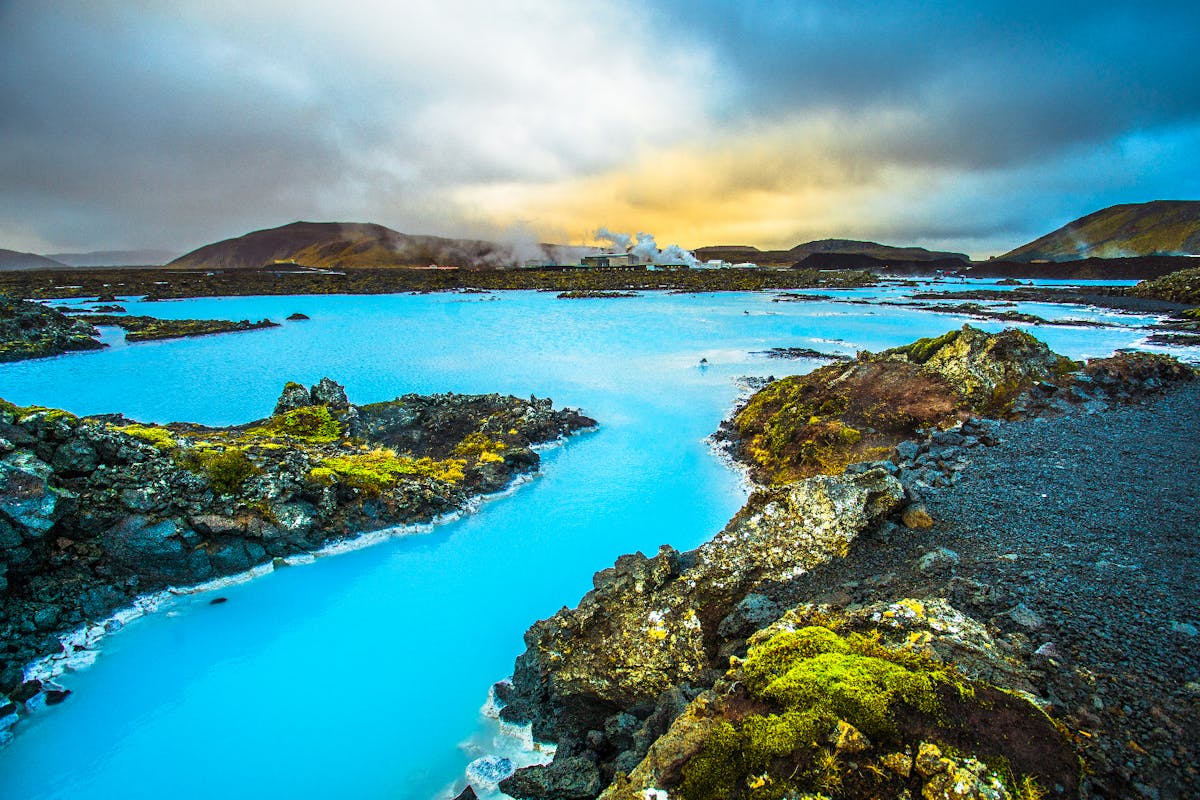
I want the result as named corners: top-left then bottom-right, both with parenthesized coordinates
top-left (917, 547), bottom-right (960, 572)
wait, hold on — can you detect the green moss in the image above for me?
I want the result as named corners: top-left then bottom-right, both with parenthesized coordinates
top-left (761, 652), bottom-right (938, 737)
top-left (892, 328), bottom-right (960, 364)
top-left (679, 722), bottom-right (745, 800)
top-left (307, 466), bottom-right (337, 485)
top-left (982, 377), bottom-right (1024, 416)
top-left (1052, 355), bottom-right (1080, 376)
top-left (115, 423), bottom-right (177, 451)
top-left (677, 625), bottom-right (974, 800)
top-left (734, 359), bottom-right (963, 482)
top-left (312, 448), bottom-right (465, 495)
top-left (741, 710), bottom-right (826, 766)
top-left (177, 446), bottom-right (260, 495)
top-left (248, 404), bottom-right (342, 443)
top-left (742, 627), bottom-right (850, 693)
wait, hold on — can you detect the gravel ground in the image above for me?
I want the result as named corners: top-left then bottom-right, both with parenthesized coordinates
top-left (780, 381), bottom-right (1200, 799)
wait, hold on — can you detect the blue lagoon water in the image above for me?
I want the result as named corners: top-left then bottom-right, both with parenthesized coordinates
top-left (0, 288), bottom-right (1174, 798)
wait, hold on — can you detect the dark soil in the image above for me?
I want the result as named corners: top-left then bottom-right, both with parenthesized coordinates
top-left (782, 383), bottom-right (1200, 799)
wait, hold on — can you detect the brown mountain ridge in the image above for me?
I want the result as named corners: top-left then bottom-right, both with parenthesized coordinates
top-left (999, 200), bottom-right (1200, 262)
top-left (167, 221), bottom-right (570, 270)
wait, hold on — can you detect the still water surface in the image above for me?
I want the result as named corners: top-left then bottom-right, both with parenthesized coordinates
top-left (0, 286), bottom-right (1167, 798)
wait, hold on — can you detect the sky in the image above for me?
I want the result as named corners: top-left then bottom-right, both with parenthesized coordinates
top-left (1, 0), bottom-right (1198, 259)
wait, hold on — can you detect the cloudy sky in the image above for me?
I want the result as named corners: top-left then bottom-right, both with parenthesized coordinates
top-left (1, 0), bottom-right (1198, 258)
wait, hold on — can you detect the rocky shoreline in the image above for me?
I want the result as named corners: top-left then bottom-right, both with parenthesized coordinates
top-left (0, 295), bottom-right (104, 362)
top-left (0, 379), bottom-right (594, 736)
top-left (478, 327), bottom-right (1195, 800)
top-left (0, 294), bottom-right (286, 362)
top-left (74, 313), bottom-right (280, 341)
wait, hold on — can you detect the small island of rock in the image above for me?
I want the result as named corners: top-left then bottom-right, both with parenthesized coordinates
top-left (0, 380), bottom-right (594, 704)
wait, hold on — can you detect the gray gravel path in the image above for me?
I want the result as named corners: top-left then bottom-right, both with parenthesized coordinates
top-left (923, 381), bottom-right (1200, 800)
top-left (781, 381), bottom-right (1200, 799)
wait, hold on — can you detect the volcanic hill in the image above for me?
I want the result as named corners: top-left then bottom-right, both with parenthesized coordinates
top-left (999, 200), bottom-right (1200, 262)
top-left (167, 221), bottom-right (553, 270)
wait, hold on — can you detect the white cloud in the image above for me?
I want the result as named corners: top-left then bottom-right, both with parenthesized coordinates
top-left (0, 0), bottom-right (717, 250)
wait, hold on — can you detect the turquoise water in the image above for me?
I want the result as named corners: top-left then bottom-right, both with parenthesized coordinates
top-left (0, 288), bottom-right (1172, 799)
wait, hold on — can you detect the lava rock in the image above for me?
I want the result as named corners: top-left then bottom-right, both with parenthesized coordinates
top-left (310, 377), bottom-right (349, 409)
top-left (500, 757), bottom-right (601, 800)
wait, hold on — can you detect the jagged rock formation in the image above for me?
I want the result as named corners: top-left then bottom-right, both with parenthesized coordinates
top-left (74, 314), bottom-right (279, 342)
top-left (491, 328), bottom-right (1196, 800)
top-left (0, 381), bottom-right (594, 701)
top-left (498, 469), bottom-right (907, 797)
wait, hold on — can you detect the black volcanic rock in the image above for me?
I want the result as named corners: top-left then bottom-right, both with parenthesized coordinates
top-left (0, 295), bottom-right (105, 362)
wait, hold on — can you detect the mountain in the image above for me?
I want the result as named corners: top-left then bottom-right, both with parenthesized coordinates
top-left (47, 249), bottom-right (178, 267)
top-left (789, 238), bottom-right (968, 262)
top-left (693, 239), bottom-right (968, 267)
top-left (999, 200), bottom-right (1200, 262)
top-left (0, 249), bottom-right (69, 271)
top-left (168, 221), bottom-right (533, 269)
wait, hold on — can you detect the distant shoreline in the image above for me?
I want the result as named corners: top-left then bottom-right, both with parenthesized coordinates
top-left (0, 254), bottom-right (1194, 302)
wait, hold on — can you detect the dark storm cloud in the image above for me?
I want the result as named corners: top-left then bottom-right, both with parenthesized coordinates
top-left (652, 0), bottom-right (1200, 169)
top-left (0, 4), bottom-right (370, 250)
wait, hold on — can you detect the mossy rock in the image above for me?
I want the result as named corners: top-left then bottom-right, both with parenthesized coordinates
top-left (247, 404), bottom-right (343, 443)
top-left (115, 423), bottom-right (177, 451)
top-left (311, 448), bottom-right (465, 496)
top-left (1129, 266), bottom-right (1200, 305)
top-left (176, 446), bottom-right (260, 495)
top-left (667, 623), bottom-right (1077, 800)
top-left (734, 360), bottom-right (964, 483)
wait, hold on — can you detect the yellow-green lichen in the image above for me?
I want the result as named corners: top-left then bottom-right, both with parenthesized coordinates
top-left (115, 423), bottom-right (177, 451)
top-left (16, 406), bottom-right (79, 425)
top-left (453, 432), bottom-right (507, 463)
top-left (310, 448), bottom-right (465, 495)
